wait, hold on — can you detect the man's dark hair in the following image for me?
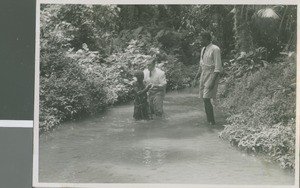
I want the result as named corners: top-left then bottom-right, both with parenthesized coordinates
top-left (201, 31), bottom-right (212, 41)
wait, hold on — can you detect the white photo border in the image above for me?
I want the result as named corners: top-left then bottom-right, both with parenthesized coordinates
top-left (33, 0), bottom-right (300, 187)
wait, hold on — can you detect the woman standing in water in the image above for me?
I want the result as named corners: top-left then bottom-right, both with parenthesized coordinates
top-left (132, 71), bottom-right (152, 120)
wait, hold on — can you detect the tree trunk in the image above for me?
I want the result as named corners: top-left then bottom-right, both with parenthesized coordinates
top-left (233, 5), bottom-right (253, 55)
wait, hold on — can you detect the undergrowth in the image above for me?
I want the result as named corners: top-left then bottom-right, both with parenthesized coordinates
top-left (218, 53), bottom-right (296, 169)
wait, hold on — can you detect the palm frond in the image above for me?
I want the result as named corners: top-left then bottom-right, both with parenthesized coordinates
top-left (256, 8), bottom-right (279, 19)
top-left (252, 8), bottom-right (280, 38)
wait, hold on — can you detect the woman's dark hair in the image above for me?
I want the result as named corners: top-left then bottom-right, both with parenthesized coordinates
top-left (133, 70), bottom-right (144, 81)
top-left (201, 31), bottom-right (212, 41)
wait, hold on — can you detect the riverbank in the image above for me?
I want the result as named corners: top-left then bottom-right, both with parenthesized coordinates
top-left (217, 54), bottom-right (296, 170)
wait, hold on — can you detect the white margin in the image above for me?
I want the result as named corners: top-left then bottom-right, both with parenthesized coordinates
top-left (32, 183), bottom-right (298, 188)
top-left (295, 4), bottom-right (300, 188)
top-left (37, 0), bottom-right (299, 5)
top-left (0, 120), bottom-right (33, 128)
top-left (33, 0), bottom-right (300, 188)
top-left (33, 1), bottom-right (41, 186)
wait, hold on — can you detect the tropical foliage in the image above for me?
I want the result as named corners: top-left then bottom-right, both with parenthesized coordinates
top-left (218, 53), bottom-right (296, 169)
top-left (40, 4), bottom-right (296, 169)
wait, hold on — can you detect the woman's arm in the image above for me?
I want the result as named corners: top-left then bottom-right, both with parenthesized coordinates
top-left (135, 84), bottom-right (151, 96)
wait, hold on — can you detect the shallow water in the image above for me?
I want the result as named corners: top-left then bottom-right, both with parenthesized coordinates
top-left (39, 89), bottom-right (294, 184)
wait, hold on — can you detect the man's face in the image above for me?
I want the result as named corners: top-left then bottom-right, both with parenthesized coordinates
top-left (201, 37), bottom-right (210, 47)
top-left (147, 61), bottom-right (155, 71)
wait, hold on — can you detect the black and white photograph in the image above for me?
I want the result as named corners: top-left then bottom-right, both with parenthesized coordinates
top-left (34, 0), bottom-right (299, 187)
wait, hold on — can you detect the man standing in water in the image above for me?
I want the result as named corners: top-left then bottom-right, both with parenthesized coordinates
top-left (193, 31), bottom-right (223, 125)
top-left (143, 57), bottom-right (167, 118)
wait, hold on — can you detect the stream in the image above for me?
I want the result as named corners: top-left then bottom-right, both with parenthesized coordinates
top-left (39, 88), bottom-right (294, 184)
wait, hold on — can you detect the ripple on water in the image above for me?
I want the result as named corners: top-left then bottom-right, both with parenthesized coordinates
top-left (39, 89), bottom-right (295, 184)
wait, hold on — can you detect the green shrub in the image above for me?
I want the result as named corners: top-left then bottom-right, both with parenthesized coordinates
top-left (218, 53), bottom-right (296, 169)
top-left (223, 47), bottom-right (268, 79)
top-left (159, 54), bottom-right (198, 90)
top-left (105, 39), bottom-right (154, 102)
top-left (39, 30), bottom-right (199, 132)
top-left (40, 47), bottom-right (114, 132)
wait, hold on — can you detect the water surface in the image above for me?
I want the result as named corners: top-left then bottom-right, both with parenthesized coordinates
top-left (39, 89), bottom-right (294, 184)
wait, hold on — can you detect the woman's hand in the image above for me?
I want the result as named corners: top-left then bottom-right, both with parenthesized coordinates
top-left (146, 84), bottom-right (152, 89)
top-left (150, 85), bottom-right (162, 91)
top-left (151, 85), bottom-right (159, 90)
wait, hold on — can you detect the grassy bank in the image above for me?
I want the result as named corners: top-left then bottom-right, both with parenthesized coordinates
top-left (218, 54), bottom-right (296, 169)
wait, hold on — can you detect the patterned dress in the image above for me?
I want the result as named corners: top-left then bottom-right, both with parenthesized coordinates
top-left (133, 81), bottom-right (150, 120)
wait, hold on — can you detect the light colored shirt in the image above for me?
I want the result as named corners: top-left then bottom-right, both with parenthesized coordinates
top-left (143, 67), bottom-right (167, 87)
top-left (200, 43), bottom-right (223, 72)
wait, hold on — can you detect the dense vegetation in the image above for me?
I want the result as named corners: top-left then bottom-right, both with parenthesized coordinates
top-left (218, 53), bottom-right (296, 169)
top-left (40, 4), bottom-right (296, 169)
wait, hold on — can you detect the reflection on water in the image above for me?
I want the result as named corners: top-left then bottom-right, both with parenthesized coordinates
top-left (39, 89), bottom-right (294, 184)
